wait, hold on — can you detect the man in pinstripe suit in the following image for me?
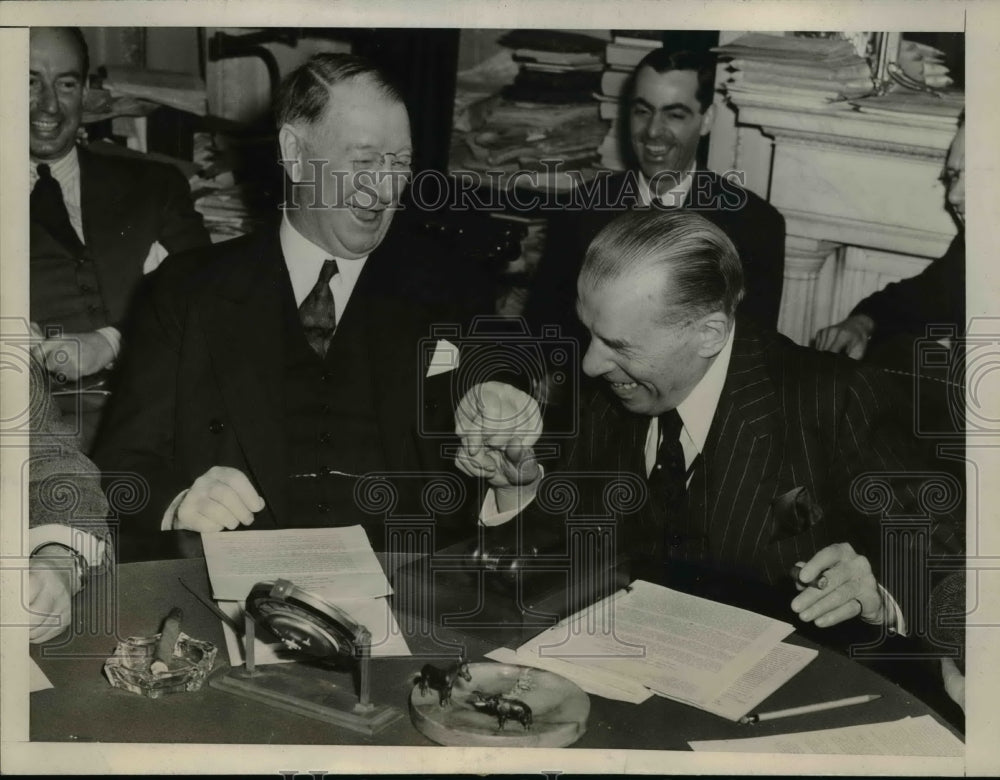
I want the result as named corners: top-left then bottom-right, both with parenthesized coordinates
top-left (456, 209), bottom-right (962, 635)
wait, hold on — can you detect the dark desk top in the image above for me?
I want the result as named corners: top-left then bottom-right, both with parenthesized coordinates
top-left (30, 551), bottom-right (961, 749)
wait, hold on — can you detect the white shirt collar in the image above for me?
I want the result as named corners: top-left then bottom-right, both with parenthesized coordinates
top-left (279, 213), bottom-right (369, 309)
top-left (637, 161), bottom-right (697, 208)
top-left (30, 145), bottom-right (80, 189)
top-left (675, 323), bottom-right (736, 455)
top-left (644, 323), bottom-right (735, 476)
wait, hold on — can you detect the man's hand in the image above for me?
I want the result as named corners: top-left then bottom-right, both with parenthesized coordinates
top-left (790, 542), bottom-right (885, 628)
top-left (940, 657), bottom-right (965, 712)
top-left (36, 331), bottom-right (115, 380)
top-left (813, 314), bottom-right (875, 360)
top-left (455, 381), bottom-right (543, 491)
top-left (28, 546), bottom-right (79, 643)
top-left (174, 466), bottom-right (265, 532)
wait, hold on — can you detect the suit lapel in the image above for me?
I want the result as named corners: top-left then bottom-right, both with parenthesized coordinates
top-left (351, 242), bottom-right (428, 474)
top-left (699, 324), bottom-right (784, 564)
top-left (197, 231), bottom-right (289, 522)
top-left (77, 148), bottom-right (126, 251)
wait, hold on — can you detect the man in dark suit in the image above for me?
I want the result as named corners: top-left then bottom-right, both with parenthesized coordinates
top-left (815, 119), bottom-right (964, 359)
top-left (525, 48), bottom-right (786, 350)
top-left (93, 54), bottom-right (493, 548)
top-left (457, 210), bottom-right (961, 636)
top-left (29, 27), bottom-right (210, 381)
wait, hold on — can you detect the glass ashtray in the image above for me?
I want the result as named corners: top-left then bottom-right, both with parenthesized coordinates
top-left (104, 632), bottom-right (217, 698)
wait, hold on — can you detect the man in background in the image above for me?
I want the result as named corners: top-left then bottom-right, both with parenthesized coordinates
top-left (525, 48), bottom-right (786, 354)
top-left (29, 27), bottom-right (209, 391)
top-left (815, 117), bottom-right (964, 360)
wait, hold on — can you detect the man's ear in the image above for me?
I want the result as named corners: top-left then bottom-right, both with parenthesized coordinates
top-left (697, 311), bottom-right (730, 358)
top-left (278, 124), bottom-right (304, 182)
top-left (699, 103), bottom-right (716, 137)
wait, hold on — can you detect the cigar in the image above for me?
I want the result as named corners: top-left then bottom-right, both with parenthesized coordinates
top-left (150, 607), bottom-right (183, 676)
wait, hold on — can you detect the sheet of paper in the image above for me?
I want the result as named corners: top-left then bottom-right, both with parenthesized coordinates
top-left (202, 526), bottom-right (392, 602)
top-left (484, 647), bottom-right (652, 704)
top-left (218, 597), bottom-right (410, 667)
top-left (520, 580), bottom-right (794, 708)
top-left (30, 657), bottom-right (53, 692)
top-left (688, 715), bottom-right (964, 756)
top-left (698, 642), bottom-right (818, 720)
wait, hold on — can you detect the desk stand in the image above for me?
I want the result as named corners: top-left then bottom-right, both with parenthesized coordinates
top-left (209, 612), bottom-right (403, 735)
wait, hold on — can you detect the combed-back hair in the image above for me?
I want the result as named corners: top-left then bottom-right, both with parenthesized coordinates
top-left (274, 52), bottom-right (404, 128)
top-left (34, 27), bottom-right (90, 79)
top-left (628, 48), bottom-right (717, 113)
top-left (581, 210), bottom-right (745, 324)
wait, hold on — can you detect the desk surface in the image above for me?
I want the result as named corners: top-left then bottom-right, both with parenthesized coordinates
top-left (31, 555), bottom-right (959, 749)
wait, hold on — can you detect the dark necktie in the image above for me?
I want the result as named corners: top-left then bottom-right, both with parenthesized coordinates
top-left (299, 259), bottom-right (339, 358)
top-left (651, 409), bottom-right (687, 505)
top-left (31, 163), bottom-right (85, 256)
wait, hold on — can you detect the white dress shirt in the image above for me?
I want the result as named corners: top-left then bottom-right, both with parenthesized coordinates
top-left (637, 162), bottom-right (697, 209)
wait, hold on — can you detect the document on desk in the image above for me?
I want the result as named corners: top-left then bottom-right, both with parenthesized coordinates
top-left (218, 596), bottom-right (411, 667)
top-left (202, 526), bottom-right (392, 602)
top-left (688, 715), bottom-right (964, 756)
top-left (509, 580), bottom-right (809, 719)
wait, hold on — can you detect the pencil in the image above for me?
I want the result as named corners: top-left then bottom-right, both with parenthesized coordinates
top-left (739, 694), bottom-right (880, 724)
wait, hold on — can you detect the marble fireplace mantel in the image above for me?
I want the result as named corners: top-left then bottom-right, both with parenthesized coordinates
top-left (717, 93), bottom-right (960, 344)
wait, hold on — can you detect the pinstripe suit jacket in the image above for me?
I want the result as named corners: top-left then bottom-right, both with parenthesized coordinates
top-left (496, 322), bottom-right (962, 620)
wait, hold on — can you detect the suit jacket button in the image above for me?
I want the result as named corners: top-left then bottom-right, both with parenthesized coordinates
top-left (319, 431), bottom-right (333, 444)
top-left (668, 534), bottom-right (683, 548)
top-left (316, 502), bottom-right (330, 514)
top-left (208, 419), bottom-right (225, 434)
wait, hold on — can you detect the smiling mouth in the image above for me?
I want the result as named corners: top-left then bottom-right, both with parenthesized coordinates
top-left (349, 203), bottom-right (384, 225)
top-left (31, 118), bottom-right (63, 135)
top-left (610, 380), bottom-right (639, 392)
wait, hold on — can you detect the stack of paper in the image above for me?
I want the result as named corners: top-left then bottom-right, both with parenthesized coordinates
top-left (491, 580), bottom-right (816, 720)
top-left (714, 33), bottom-right (875, 108)
top-left (201, 526), bottom-right (411, 665)
top-left (689, 715), bottom-right (963, 756)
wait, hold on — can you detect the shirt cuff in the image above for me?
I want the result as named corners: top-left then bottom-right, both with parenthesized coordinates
top-left (162, 489), bottom-right (189, 531)
top-left (480, 490), bottom-right (524, 527)
top-left (96, 326), bottom-right (122, 367)
top-left (29, 524), bottom-right (106, 567)
top-left (868, 583), bottom-right (907, 636)
top-left (479, 467), bottom-right (543, 527)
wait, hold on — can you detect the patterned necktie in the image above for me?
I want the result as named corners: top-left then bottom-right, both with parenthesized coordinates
top-left (299, 259), bottom-right (339, 358)
top-left (31, 163), bottom-right (85, 256)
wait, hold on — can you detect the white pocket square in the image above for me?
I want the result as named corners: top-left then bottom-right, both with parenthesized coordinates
top-left (426, 339), bottom-right (460, 378)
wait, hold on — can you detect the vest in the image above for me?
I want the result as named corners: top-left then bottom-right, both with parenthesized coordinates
top-left (280, 274), bottom-right (389, 535)
top-left (30, 221), bottom-right (115, 333)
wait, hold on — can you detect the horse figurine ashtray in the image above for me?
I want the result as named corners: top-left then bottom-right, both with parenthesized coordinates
top-left (408, 657), bottom-right (589, 747)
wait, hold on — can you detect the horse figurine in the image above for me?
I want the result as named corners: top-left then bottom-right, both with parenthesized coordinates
top-left (470, 690), bottom-right (533, 731)
top-left (414, 649), bottom-right (472, 707)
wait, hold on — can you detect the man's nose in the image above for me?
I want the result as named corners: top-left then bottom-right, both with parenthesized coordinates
top-left (581, 338), bottom-right (610, 378)
top-left (947, 174), bottom-right (964, 210)
top-left (646, 113), bottom-right (670, 140)
top-left (375, 169), bottom-right (404, 204)
top-left (36, 81), bottom-right (58, 113)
